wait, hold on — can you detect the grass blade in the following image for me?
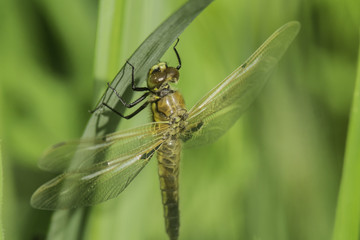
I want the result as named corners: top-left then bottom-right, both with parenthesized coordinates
top-left (0, 143), bottom-right (3, 240)
top-left (332, 31), bottom-right (360, 240)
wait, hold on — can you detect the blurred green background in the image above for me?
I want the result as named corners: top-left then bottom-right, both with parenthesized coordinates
top-left (0, 0), bottom-right (359, 240)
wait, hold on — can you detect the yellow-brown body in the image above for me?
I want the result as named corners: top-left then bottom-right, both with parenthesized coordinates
top-left (151, 91), bottom-right (187, 240)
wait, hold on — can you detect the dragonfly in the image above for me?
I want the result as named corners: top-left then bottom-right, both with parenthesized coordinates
top-left (31, 21), bottom-right (300, 240)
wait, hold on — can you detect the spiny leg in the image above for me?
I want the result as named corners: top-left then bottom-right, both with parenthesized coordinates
top-left (107, 83), bottom-right (150, 108)
top-left (90, 61), bottom-right (150, 118)
top-left (126, 61), bottom-right (149, 92)
top-left (99, 101), bottom-right (150, 119)
top-left (173, 38), bottom-right (181, 70)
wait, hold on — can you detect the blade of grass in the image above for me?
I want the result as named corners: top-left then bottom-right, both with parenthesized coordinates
top-left (46, 1), bottom-right (213, 239)
top-left (92, 0), bottom-right (126, 98)
top-left (0, 143), bottom-right (3, 240)
top-left (332, 32), bottom-right (360, 240)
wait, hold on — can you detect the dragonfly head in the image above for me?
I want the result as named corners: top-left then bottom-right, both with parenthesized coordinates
top-left (147, 62), bottom-right (180, 90)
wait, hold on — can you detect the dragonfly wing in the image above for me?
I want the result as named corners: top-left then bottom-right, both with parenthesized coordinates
top-left (31, 122), bottom-right (168, 209)
top-left (39, 122), bottom-right (168, 172)
top-left (182, 22), bottom-right (300, 147)
top-left (31, 141), bottom-right (163, 209)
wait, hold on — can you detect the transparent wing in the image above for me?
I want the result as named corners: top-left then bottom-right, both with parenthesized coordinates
top-left (38, 122), bottom-right (168, 172)
top-left (31, 122), bottom-right (168, 210)
top-left (181, 22), bottom-right (300, 147)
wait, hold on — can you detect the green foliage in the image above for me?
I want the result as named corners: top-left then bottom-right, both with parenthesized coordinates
top-left (332, 35), bottom-right (360, 240)
top-left (0, 0), bottom-right (359, 240)
top-left (0, 144), bottom-right (3, 240)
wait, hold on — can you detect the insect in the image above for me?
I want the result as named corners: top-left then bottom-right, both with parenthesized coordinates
top-left (31, 22), bottom-right (300, 240)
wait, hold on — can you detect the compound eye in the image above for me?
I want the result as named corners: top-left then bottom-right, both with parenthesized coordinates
top-left (148, 71), bottom-right (167, 88)
top-left (165, 67), bottom-right (179, 82)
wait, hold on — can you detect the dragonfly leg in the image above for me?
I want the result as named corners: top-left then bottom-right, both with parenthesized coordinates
top-left (107, 83), bottom-right (150, 108)
top-left (126, 61), bottom-right (149, 92)
top-left (173, 38), bottom-right (181, 70)
top-left (90, 61), bottom-right (151, 116)
top-left (89, 89), bottom-right (149, 115)
top-left (99, 101), bottom-right (150, 119)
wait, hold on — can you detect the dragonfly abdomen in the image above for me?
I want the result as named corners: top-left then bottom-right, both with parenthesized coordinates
top-left (157, 138), bottom-right (181, 240)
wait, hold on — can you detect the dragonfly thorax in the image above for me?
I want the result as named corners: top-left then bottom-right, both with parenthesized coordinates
top-left (151, 91), bottom-right (187, 126)
top-left (147, 62), bottom-right (180, 91)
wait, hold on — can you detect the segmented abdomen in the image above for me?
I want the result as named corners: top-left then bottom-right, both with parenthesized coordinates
top-left (157, 137), bottom-right (181, 240)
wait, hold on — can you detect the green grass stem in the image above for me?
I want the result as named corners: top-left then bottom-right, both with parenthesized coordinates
top-left (332, 31), bottom-right (360, 240)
